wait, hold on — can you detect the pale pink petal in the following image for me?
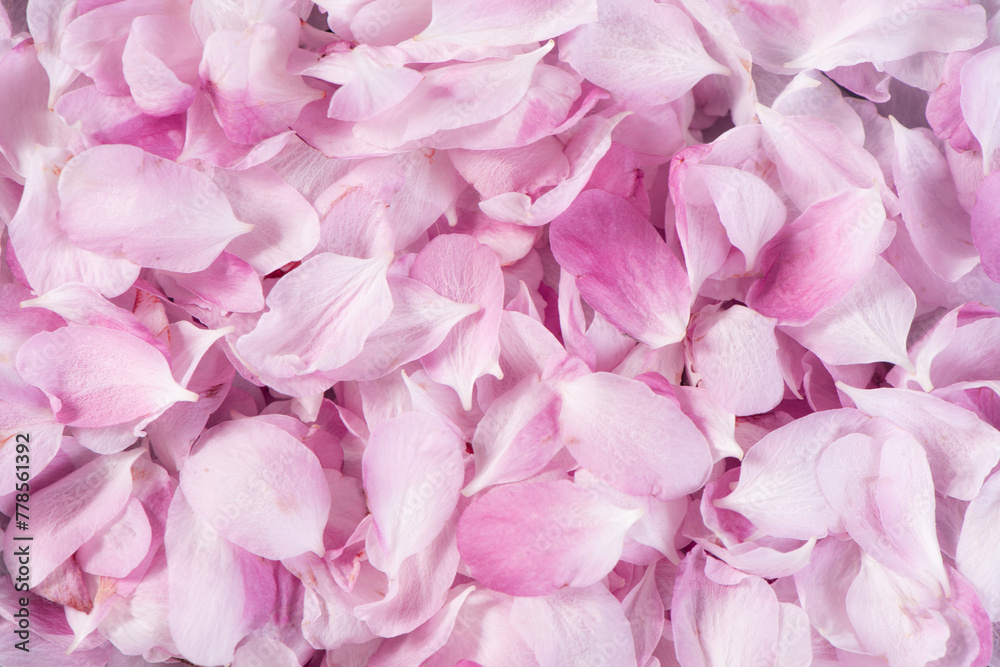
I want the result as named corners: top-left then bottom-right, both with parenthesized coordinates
top-left (558, 0), bottom-right (727, 105)
top-left (550, 189), bottom-right (691, 348)
top-left (717, 409), bottom-right (871, 539)
top-left (411, 234), bottom-right (504, 411)
top-left (475, 309), bottom-right (566, 408)
top-left (232, 637), bottom-right (301, 667)
top-left (352, 43), bottom-right (552, 148)
top-left (757, 104), bottom-right (893, 213)
top-left (891, 118), bottom-right (979, 281)
top-left (839, 385), bottom-right (1000, 500)
top-left (780, 257), bottom-right (915, 367)
top-left (0, 403), bottom-right (63, 496)
top-left (621, 564), bottom-right (664, 664)
top-left (367, 586), bottom-right (476, 666)
top-left (477, 112), bottom-right (626, 226)
top-left (931, 566), bottom-right (994, 666)
top-left (76, 496), bottom-right (152, 578)
top-left (122, 15), bottom-right (199, 117)
top-left (793, 537), bottom-right (866, 653)
top-left (303, 44), bottom-right (423, 122)
top-left (972, 171), bottom-right (1000, 282)
top-left (200, 23), bottom-right (324, 145)
top-left (558, 372), bottom-right (713, 500)
top-left (362, 412), bottom-right (464, 571)
top-left (349, 0), bottom-right (432, 46)
top-left (926, 51), bottom-right (977, 153)
top-left (180, 417), bottom-right (330, 559)
top-left (166, 489), bottom-right (276, 667)
top-left (410, 0), bottom-right (596, 54)
top-left (463, 375), bottom-right (563, 496)
top-left (7, 147), bottom-right (139, 297)
top-left (236, 252), bottom-right (392, 378)
top-left (511, 585), bottom-right (637, 667)
top-left (16, 326), bottom-right (198, 429)
top-left (57, 144), bottom-right (253, 273)
top-left (686, 163), bottom-right (787, 271)
top-left (957, 471), bottom-right (1000, 620)
top-left (214, 164), bottom-right (321, 276)
top-left (356, 515), bottom-right (461, 636)
top-left (456, 478), bottom-right (641, 596)
top-left (0, 283), bottom-right (65, 407)
top-left (771, 71), bottom-right (862, 145)
top-left (691, 304), bottom-right (785, 416)
top-left (25, 0), bottom-right (81, 107)
top-left (156, 252), bottom-right (264, 314)
top-left (961, 46), bottom-right (1000, 173)
top-left (450, 139), bottom-right (569, 202)
top-left (846, 553), bottom-right (950, 664)
top-left (2, 449), bottom-right (142, 587)
top-left (671, 547), bottom-right (781, 667)
top-left (746, 187), bottom-right (886, 325)
top-left (20, 282), bottom-right (168, 357)
top-left (327, 275), bottom-right (478, 383)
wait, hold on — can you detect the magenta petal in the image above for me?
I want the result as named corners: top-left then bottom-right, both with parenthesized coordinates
top-left (550, 189), bottom-right (691, 348)
top-left (747, 187), bottom-right (885, 325)
top-left (16, 326), bottom-right (198, 429)
top-left (456, 478), bottom-right (641, 596)
top-left (180, 417), bottom-right (331, 559)
top-left (559, 372), bottom-right (712, 500)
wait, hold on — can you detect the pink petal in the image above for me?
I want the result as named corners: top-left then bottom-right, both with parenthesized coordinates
top-left (558, 372), bottom-right (713, 500)
top-left (463, 374), bottom-right (563, 496)
top-left (510, 585), bottom-right (637, 667)
top-left (839, 385), bottom-right (1000, 501)
top-left (411, 235), bottom-right (504, 411)
top-left (793, 537), bottom-right (866, 653)
top-left (327, 275), bottom-right (479, 383)
top-left (20, 282), bottom-right (168, 357)
top-left (7, 147), bottom-right (139, 297)
top-left (746, 187), bottom-right (886, 325)
top-left (16, 326), bottom-right (198, 429)
top-left (956, 471), bottom-right (1000, 620)
top-left (691, 304), bottom-right (785, 416)
top-left (686, 163), bottom-right (787, 271)
top-left (411, 0), bottom-right (596, 53)
top-left (456, 478), bottom-right (641, 596)
top-left (304, 44), bottom-right (423, 122)
top-left (717, 409), bottom-right (871, 539)
top-left (57, 144), bottom-right (253, 272)
top-left (199, 23), bottom-right (324, 145)
top-left (558, 0), bottom-right (727, 105)
top-left (232, 637), bottom-right (301, 667)
top-left (2, 449), bottom-right (142, 587)
top-left (961, 46), bottom-right (1000, 174)
top-left (166, 489), bottom-right (276, 666)
top-left (180, 417), bottom-right (331, 559)
top-left (780, 257), bottom-right (915, 367)
top-left (0, 283), bottom-right (65, 407)
top-left (0, 403), bottom-right (63, 496)
top-left (367, 586), bottom-right (476, 666)
top-left (122, 14), bottom-right (199, 117)
top-left (76, 496), bottom-right (152, 578)
top-left (156, 251), bottom-right (264, 314)
top-left (549, 189), bottom-right (691, 348)
top-left (671, 547), bottom-right (781, 667)
top-left (352, 43), bottom-right (552, 148)
top-left (213, 164), bottom-right (321, 276)
top-left (362, 412), bottom-right (464, 571)
top-left (236, 252), bottom-right (393, 378)
top-left (971, 170), bottom-right (1000, 283)
top-left (757, 104), bottom-right (892, 213)
top-left (845, 553), bottom-right (950, 664)
top-left (891, 118), bottom-right (979, 282)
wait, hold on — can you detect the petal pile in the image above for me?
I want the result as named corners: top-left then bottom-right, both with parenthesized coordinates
top-left (3, 0), bottom-right (1000, 665)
